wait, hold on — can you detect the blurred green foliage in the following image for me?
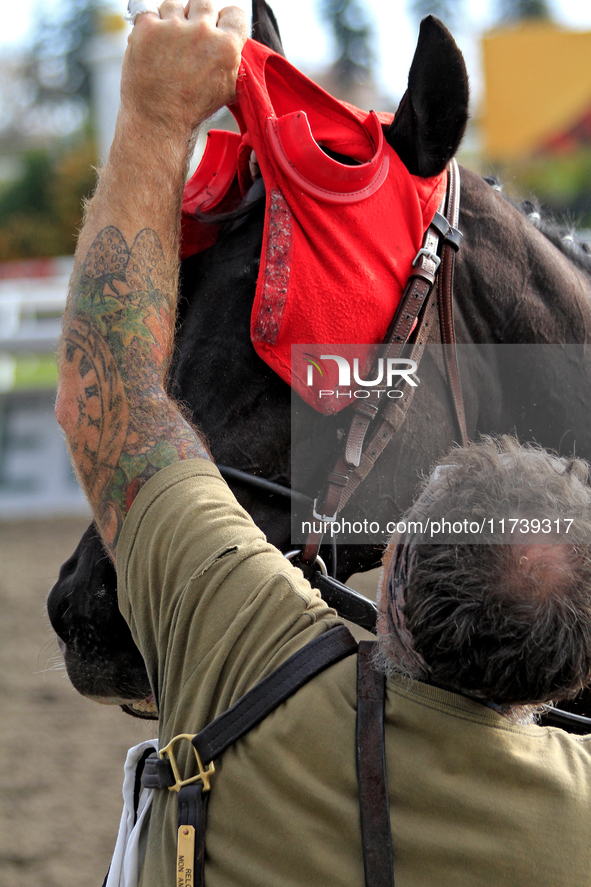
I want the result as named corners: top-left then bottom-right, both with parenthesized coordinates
top-left (27, 0), bottom-right (108, 111)
top-left (409, 0), bottom-right (551, 27)
top-left (13, 354), bottom-right (59, 391)
top-left (0, 140), bottom-right (97, 261)
top-left (321, 0), bottom-right (374, 90)
top-left (0, 0), bottom-right (109, 261)
top-left (494, 151), bottom-right (591, 228)
top-left (496, 0), bottom-right (551, 22)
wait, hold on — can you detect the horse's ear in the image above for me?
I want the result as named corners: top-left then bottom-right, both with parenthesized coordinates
top-left (385, 16), bottom-right (469, 177)
top-left (251, 0), bottom-right (286, 57)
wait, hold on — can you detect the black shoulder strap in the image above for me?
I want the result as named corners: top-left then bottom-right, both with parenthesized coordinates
top-left (194, 624), bottom-right (358, 763)
top-left (143, 626), bottom-right (394, 887)
top-left (357, 641), bottom-right (395, 887)
top-left (143, 625), bottom-right (357, 887)
top-left (143, 624), bottom-right (358, 792)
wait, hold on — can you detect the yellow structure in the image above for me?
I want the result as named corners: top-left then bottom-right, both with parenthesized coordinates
top-left (482, 21), bottom-right (591, 161)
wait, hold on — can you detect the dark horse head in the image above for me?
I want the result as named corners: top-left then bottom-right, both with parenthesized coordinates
top-left (49, 4), bottom-right (591, 720)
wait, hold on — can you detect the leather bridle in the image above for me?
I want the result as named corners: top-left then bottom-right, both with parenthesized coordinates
top-left (299, 159), bottom-right (466, 571)
top-left (217, 159), bottom-right (466, 633)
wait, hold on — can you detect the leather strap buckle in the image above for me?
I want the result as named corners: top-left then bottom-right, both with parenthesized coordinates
top-left (159, 734), bottom-right (216, 793)
top-left (412, 246), bottom-right (441, 270)
top-left (312, 497), bottom-right (341, 522)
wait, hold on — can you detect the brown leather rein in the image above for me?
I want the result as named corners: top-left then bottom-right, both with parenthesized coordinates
top-left (299, 159), bottom-right (466, 572)
top-left (219, 158), bottom-right (466, 622)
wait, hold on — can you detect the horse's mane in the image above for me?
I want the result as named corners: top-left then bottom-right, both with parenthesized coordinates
top-left (482, 175), bottom-right (591, 277)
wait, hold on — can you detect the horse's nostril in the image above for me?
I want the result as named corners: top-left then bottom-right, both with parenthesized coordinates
top-left (47, 586), bottom-right (72, 643)
top-left (62, 559), bottom-right (77, 577)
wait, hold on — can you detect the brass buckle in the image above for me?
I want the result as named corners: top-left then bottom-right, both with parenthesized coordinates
top-left (158, 733), bottom-right (215, 793)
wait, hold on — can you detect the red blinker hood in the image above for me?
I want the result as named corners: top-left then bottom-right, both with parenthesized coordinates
top-left (180, 39), bottom-right (446, 413)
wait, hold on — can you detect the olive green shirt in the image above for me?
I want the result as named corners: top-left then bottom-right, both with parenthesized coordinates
top-left (117, 459), bottom-right (591, 886)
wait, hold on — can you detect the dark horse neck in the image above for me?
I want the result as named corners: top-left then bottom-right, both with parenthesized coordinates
top-left (454, 168), bottom-right (591, 347)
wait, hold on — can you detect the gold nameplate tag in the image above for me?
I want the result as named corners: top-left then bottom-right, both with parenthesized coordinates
top-left (177, 825), bottom-right (195, 887)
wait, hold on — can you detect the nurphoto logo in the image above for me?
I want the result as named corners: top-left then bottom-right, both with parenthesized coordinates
top-left (304, 353), bottom-right (418, 401)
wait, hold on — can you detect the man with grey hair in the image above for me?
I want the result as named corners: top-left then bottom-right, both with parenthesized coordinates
top-left (54, 1), bottom-right (591, 882)
top-left (376, 436), bottom-right (591, 723)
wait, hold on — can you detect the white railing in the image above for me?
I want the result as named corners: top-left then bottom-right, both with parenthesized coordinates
top-left (0, 258), bottom-right (72, 354)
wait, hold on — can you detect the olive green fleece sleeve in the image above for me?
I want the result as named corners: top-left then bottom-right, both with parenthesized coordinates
top-left (116, 458), bottom-right (340, 733)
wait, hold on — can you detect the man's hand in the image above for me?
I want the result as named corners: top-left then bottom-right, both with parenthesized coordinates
top-left (56, 0), bottom-right (247, 560)
top-left (122, 0), bottom-right (248, 139)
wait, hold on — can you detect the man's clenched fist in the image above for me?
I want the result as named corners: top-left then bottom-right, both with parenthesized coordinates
top-left (121, 0), bottom-right (248, 139)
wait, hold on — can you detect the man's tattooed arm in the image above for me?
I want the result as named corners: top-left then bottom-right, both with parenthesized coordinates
top-left (58, 225), bottom-right (210, 557)
top-left (56, 1), bottom-right (247, 558)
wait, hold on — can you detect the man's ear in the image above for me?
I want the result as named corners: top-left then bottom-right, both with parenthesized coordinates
top-left (385, 16), bottom-right (469, 177)
top-left (251, 0), bottom-right (285, 57)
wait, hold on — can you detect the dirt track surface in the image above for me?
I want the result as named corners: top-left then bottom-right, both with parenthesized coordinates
top-left (0, 516), bottom-right (378, 886)
top-left (0, 517), bottom-right (155, 887)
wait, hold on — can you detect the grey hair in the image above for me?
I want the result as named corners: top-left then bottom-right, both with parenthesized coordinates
top-left (378, 436), bottom-right (591, 710)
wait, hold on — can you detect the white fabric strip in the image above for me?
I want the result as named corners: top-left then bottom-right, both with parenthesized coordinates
top-left (105, 739), bottom-right (159, 887)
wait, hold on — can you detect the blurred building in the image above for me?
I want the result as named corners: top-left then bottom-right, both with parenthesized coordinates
top-left (482, 21), bottom-right (591, 162)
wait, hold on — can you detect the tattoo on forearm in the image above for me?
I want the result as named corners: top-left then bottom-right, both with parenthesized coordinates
top-left (62, 226), bottom-right (209, 554)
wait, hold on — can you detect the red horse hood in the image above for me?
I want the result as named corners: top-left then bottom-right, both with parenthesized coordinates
top-left (180, 39), bottom-right (446, 414)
